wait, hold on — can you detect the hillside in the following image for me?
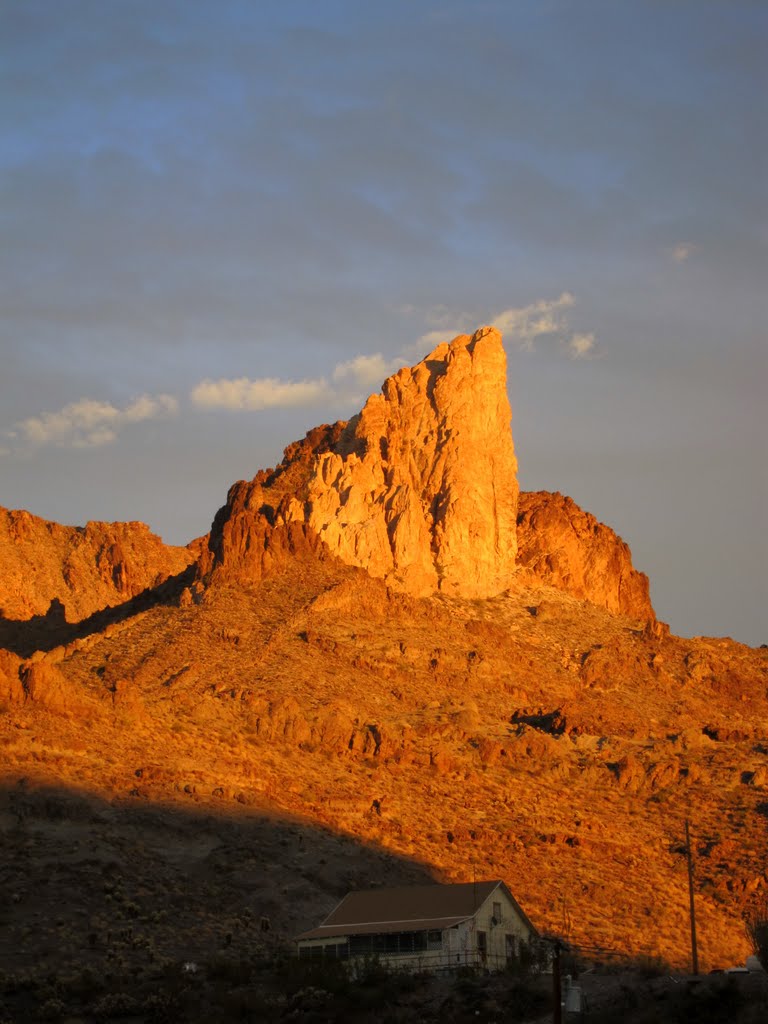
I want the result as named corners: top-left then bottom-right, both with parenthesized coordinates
top-left (1, 328), bottom-right (765, 1004)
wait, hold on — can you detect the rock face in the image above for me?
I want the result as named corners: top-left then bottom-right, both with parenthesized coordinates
top-left (203, 327), bottom-right (519, 597)
top-left (0, 508), bottom-right (195, 623)
top-left (516, 490), bottom-right (654, 621)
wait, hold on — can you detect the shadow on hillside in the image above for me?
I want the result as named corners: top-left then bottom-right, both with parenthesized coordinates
top-left (0, 777), bottom-right (438, 975)
top-left (0, 565), bottom-right (196, 658)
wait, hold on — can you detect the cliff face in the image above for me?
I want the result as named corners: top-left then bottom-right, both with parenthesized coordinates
top-left (202, 329), bottom-right (657, 617)
top-left (203, 327), bottom-right (519, 598)
top-left (2, 328), bottom-right (766, 984)
top-left (0, 508), bottom-right (195, 623)
top-left (4, 330), bottom-right (655, 623)
top-left (516, 490), bottom-right (654, 622)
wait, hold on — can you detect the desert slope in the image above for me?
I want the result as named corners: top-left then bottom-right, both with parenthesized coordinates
top-left (0, 327), bottom-right (765, 983)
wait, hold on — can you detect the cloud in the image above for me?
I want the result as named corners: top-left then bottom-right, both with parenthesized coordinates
top-left (191, 357), bottom-right (410, 417)
top-left (492, 292), bottom-right (576, 351)
top-left (190, 376), bottom-right (329, 410)
top-left (13, 393), bottom-right (178, 449)
top-left (333, 353), bottom-right (398, 389)
top-left (414, 328), bottom-right (458, 351)
top-left (567, 332), bottom-right (596, 359)
top-left (494, 294), bottom-right (597, 358)
top-left (671, 242), bottom-right (695, 263)
top-left (409, 293), bottom-right (597, 360)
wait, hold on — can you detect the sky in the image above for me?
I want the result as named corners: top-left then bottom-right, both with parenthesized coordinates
top-left (1, 0), bottom-right (766, 645)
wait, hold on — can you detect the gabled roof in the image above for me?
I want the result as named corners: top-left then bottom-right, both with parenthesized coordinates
top-left (296, 879), bottom-right (537, 941)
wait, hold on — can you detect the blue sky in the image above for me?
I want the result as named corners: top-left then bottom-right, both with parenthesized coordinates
top-left (1, 1), bottom-right (766, 643)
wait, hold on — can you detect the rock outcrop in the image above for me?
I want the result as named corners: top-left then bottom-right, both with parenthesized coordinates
top-left (0, 508), bottom-right (195, 623)
top-left (0, 649), bottom-right (24, 704)
top-left (202, 327), bottom-right (519, 597)
top-left (516, 490), bottom-right (654, 621)
top-left (305, 327), bottom-right (519, 596)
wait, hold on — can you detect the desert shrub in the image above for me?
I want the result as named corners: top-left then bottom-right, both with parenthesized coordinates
top-left (633, 953), bottom-right (670, 979)
top-left (272, 952), bottom-right (352, 997)
top-left (219, 985), bottom-right (274, 1018)
top-left (453, 972), bottom-right (484, 1011)
top-left (745, 897), bottom-right (768, 970)
top-left (92, 990), bottom-right (140, 1020)
top-left (671, 976), bottom-right (743, 1024)
top-left (505, 979), bottom-right (550, 1019)
top-left (141, 989), bottom-right (186, 1023)
top-left (205, 952), bottom-right (261, 986)
top-left (59, 966), bottom-right (107, 1002)
top-left (38, 998), bottom-right (66, 1020)
top-left (0, 970), bottom-right (37, 994)
top-left (505, 942), bottom-right (551, 979)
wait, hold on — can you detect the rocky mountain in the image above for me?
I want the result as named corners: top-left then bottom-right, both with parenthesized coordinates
top-left (516, 490), bottom-right (654, 622)
top-left (201, 327), bottom-right (519, 598)
top-left (0, 327), bottom-right (765, 1003)
top-left (0, 507), bottom-right (195, 623)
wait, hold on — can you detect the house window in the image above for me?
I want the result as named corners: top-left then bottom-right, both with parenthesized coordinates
top-left (477, 930), bottom-right (487, 963)
top-left (350, 932), bottom-right (428, 956)
top-left (505, 934), bottom-right (516, 962)
top-left (493, 901), bottom-right (502, 923)
top-left (427, 930), bottom-right (442, 950)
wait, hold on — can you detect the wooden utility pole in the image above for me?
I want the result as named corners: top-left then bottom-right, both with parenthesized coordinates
top-left (685, 819), bottom-right (699, 974)
top-left (552, 941), bottom-right (562, 1024)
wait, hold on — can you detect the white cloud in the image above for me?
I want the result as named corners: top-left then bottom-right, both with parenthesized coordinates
top-left (333, 353), bottom-right (399, 389)
top-left (187, 292), bottom-right (599, 422)
top-left (672, 242), bottom-right (695, 263)
top-left (123, 393), bottom-right (178, 421)
top-left (567, 331), bottom-right (596, 359)
top-left (492, 292), bottom-right (575, 351)
top-left (190, 376), bottom-right (329, 410)
top-left (14, 393), bottom-right (178, 449)
top-left (414, 328), bottom-right (459, 351)
top-left (407, 292), bottom-right (597, 360)
top-left (329, 351), bottom-right (416, 405)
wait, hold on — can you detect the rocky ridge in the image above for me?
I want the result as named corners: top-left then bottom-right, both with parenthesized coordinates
top-left (0, 507), bottom-right (195, 623)
top-left (0, 325), bottom-right (765, 989)
top-left (202, 327), bottom-right (519, 598)
top-left (517, 490), bottom-right (654, 621)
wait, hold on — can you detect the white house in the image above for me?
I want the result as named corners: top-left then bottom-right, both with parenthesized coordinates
top-left (296, 879), bottom-right (538, 972)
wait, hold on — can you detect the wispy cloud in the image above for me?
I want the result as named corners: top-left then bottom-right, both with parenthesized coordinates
top-left (566, 331), bottom-right (596, 358)
top-left (411, 293), bottom-right (597, 361)
top-left (413, 328), bottom-right (457, 352)
top-left (191, 356), bottom-right (416, 415)
top-left (13, 393), bottom-right (178, 449)
top-left (332, 352), bottom-right (409, 391)
top-left (492, 292), bottom-right (577, 351)
top-left (11, 294), bottom-right (598, 453)
top-left (190, 376), bottom-right (329, 410)
top-left (671, 242), bottom-right (695, 263)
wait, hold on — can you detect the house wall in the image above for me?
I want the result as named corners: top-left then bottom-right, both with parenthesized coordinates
top-left (297, 885), bottom-right (536, 973)
top-left (470, 886), bottom-right (533, 967)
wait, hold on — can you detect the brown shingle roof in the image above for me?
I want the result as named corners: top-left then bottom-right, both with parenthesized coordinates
top-left (296, 880), bottom-right (537, 942)
top-left (297, 916), bottom-right (473, 940)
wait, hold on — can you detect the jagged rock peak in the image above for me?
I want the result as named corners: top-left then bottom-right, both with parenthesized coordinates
top-left (516, 490), bottom-right (655, 622)
top-left (203, 326), bottom-right (520, 597)
top-left (0, 507), bottom-right (195, 623)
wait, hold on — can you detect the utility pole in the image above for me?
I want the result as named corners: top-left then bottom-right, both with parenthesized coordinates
top-left (685, 819), bottom-right (699, 975)
top-left (552, 940), bottom-right (562, 1024)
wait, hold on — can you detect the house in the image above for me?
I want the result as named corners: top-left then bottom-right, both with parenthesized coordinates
top-left (296, 879), bottom-right (538, 971)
